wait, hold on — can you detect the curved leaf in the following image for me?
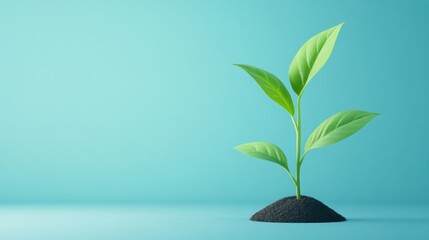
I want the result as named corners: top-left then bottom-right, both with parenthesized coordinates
top-left (235, 64), bottom-right (294, 115)
top-left (234, 142), bottom-right (289, 171)
top-left (305, 110), bottom-right (379, 152)
top-left (289, 23), bottom-right (344, 95)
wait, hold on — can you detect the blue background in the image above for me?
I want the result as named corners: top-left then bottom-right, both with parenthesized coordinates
top-left (0, 0), bottom-right (428, 205)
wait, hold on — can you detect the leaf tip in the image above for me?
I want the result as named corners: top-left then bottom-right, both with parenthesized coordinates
top-left (372, 112), bottom-right (381, 118)
top-left (368, 111), bottom-right (380, 117)
top-left (233, 144), bottom-right (244, 151)
top-left (335, 22), bottom-right (345, 30)
top-left (233, 64), bottom-right (251, 72)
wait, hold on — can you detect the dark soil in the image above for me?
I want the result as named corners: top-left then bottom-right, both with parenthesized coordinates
top-left (250, 196), bottom-right (346, 223)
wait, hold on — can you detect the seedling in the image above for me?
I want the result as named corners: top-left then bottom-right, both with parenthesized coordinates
top-left (234, 23), bottom-right (378, 200)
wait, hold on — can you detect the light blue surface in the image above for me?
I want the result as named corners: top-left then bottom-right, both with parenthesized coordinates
top-left (0, 0), bottom-right (428, 205)
top-left (0, 204), bottom-right (428, 239)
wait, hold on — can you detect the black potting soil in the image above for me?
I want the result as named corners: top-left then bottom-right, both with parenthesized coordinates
top-left (250, 196), bottom-right (346, 223)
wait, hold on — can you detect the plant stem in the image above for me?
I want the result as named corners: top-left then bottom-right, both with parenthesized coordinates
top-left (295, 95), bottom-right (303, 200)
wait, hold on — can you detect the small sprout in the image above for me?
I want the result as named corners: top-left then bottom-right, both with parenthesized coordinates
top-left (234, 23), bottom-right (378, 200)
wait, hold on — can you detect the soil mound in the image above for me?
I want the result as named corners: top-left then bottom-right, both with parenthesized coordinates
top-left (250, 196), bottom-right (346, 223)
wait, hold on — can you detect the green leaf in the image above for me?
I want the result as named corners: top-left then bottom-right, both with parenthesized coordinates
top-left (289, 23), bottom-right (344, 95)
top-left (235, 64), bottom-right (294, 115)
top-left (305, 110), bottom-right (379, 152)
top-left (234, 142), bottom-right (289, 171)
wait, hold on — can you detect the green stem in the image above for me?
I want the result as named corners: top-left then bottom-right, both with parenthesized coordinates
top-left (300, 151), bottom-right (308, 165)
top-left (285, 168), bottom-right (297, 186)
top-left (295, 95), bottom-right (303, 200)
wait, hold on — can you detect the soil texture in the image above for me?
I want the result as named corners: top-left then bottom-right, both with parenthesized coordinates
top-left (250, 196), bottom-right (346, 223)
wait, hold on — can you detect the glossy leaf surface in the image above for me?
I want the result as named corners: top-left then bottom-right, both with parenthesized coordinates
top-left (289, 23), bottom-right (343, 95)
top-left (305, 110), bottom-right (379, 152)
top-left (235, 64), bottom-right (294, 115)
top-left (234, 142), bottom-right (289, 170)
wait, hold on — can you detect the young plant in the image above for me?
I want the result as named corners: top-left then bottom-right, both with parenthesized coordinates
top-left (234, 23), bottom-right (378, 200)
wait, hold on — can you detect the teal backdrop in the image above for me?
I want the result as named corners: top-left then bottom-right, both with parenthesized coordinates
top-left (0, 0), bottom-right (428, 204)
